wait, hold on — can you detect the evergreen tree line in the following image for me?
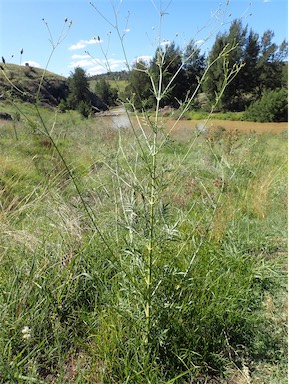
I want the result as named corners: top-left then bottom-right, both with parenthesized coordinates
top-left (63, 19), bottom-right (287, 121)
top-left (124, 19), bottom-right (287, 120)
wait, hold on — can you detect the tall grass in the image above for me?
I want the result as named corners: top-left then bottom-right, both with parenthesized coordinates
top-left (0, 1), bottom-right (287, 382)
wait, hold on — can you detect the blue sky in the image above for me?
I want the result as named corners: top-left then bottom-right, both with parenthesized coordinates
top-left (1, 0), bottom-right (288, 77)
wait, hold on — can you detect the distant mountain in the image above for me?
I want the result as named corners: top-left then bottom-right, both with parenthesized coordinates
top-left (0, 63), bottom-right (68, 106)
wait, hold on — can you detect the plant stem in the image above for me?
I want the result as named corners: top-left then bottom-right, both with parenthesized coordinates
top-left (145, 130), bottom-right (157, 347)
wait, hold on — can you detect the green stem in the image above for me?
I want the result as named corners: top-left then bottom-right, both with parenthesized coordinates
top-left (145, 32), bottom-right (164, 348)
top-left (145, 131), bottom-right (157, 346)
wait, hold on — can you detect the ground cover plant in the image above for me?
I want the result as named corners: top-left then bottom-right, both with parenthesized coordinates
top-left (0, 104), bottom-right (287, 383)
top-left (0, 1), bottom-right (287, 383)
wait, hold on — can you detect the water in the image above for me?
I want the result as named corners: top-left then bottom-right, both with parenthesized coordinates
top-left (96, 109), bottom-right (288, 134)
top-left (111, 109), bottom-right (130, 129)
top-left (96, 107), bottom-right (131, 129)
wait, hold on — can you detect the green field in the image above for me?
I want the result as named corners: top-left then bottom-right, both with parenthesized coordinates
top-left (89, 79), bottom-right (128, 95)
top-left (0, 102), bottom-right (287, 383)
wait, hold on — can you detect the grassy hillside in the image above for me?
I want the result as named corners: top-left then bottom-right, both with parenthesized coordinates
top-left (88, 70), bottom-right (129, 97)
top-left (0, 103), bottom-right (287, 382)
top-left (89, 78), bottom-right (128, 95)
top-left (0, 63), bottom-right (68, 106)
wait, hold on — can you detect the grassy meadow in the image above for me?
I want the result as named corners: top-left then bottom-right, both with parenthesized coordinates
top-left (0, 101), bottom-right (287, 383)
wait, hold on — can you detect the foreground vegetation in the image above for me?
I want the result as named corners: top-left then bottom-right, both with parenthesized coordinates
top-left (0, 102), bottom-right (287, 382)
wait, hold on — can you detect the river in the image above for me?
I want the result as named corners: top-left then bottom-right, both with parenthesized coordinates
top-left (95, 106), bottom-right (131, 129)
top-left (95, 107), bottom-right (287, 135)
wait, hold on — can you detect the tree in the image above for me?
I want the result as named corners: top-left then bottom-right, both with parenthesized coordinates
top-left (257, 31), bottom-right (288, 95)
top-left (182, 39), bottom-right (206, 107)
top-left (67, 67), bottom-right (91, 115)
top-left (244, 88), bottom-right (288, 122)
top-left (205, 19), bottom-right (248, 111)
top-left (95, 78), bottom-right (118, 107)
top-left (242, 29), bottom-right (260, 97)
top-left (204, 19), bottom-right (288, 112)
top-left (203, 33), bottom-right (228, 110)
top-left (125, 59), bottom-right (154, 110)
top-left (150, 42), bottom-right (186, 108)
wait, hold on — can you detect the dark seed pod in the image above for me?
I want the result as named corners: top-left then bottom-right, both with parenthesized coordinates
top-left (2, 56), bottom-right (5, 64)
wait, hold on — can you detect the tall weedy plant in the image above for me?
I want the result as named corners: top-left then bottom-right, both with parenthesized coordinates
top-left (86, 0), bottom-right (249, 379)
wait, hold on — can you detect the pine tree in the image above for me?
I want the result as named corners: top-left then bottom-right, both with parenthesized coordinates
top-left (242, 29), bottom-right (260, 99)
top-left (182, 39), bottom-right (206, 106)
top-left (203, 19), bottom-right (288, 112)
top-left (257, 31), bottom-right (288, 95)
top-left (203, 32), bottom-right (228, 110)
top-left (125, 60), bottom-right (154, 110)
top-left (95, 78), bottom-right (117, 107)
top-left (67, 67), bottom-right (91, 112)
top-left (217, 19), bottom-right (247, 111)
top-left (150, 42), bottom-right (186, 108)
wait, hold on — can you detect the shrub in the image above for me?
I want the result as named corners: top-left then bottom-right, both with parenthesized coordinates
top-left (244, 88), bottom-right (288, 122)
top-left (58, 98), bottom-right (68, 112)
top-left (77, 100), bottom-right (91, 118)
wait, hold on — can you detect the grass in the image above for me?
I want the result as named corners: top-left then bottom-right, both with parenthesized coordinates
top-left (182, 109), bottom-right (246, 121)
top-left (0, 63), bottom-right (67, 110)
top-left (0, 103), bottom-right (287, 382)
top-left (89, 79), bottom-right (128, 94)
top-left (0, 63), bottom-right (65, 85)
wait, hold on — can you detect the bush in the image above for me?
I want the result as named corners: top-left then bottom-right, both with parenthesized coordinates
top-left (244, 88), bottom-right (288, 122)
top-left (77, 100), bottom-right (91, 118)
top-left (58, 99), bottom-right (68, 112)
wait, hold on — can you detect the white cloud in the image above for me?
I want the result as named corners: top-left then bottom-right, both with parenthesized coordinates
top-left (69, 38), bottom-right (102, 51)
top-left (195, 39), bottom-right (204, 47)
top-left (21, 60), bottom-right (41, 68)
top-left (133, 55), bottom-right (152, 65)
top-left (160, 40), bottom-right (171, 47)
top-left (68, 57), bottom-right (126, 75)
top-left (87, 64), bottom-right (107, 76)
top-left (107, 58), bottom-right (126, 66)
top-left (68, 59), bottom-right (94, 68)
top-left (71, 53), bottom-right (91, 59)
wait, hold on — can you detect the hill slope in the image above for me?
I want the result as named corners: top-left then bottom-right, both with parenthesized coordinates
top-left (0, 63), bottom-right (68, 106)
